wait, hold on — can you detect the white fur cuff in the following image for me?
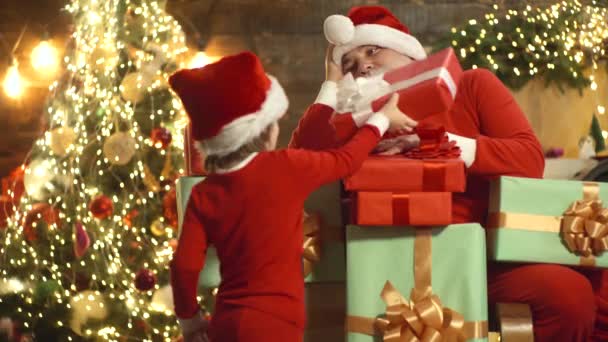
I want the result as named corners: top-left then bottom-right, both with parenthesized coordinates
top-left (315, 81), bottom-right (338, 109)
top-left (447, 132), bottom-right (477, 168)
top-left (365, 112), bottom-right (389, 136)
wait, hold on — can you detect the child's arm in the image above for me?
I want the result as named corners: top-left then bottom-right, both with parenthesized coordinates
top-left (170, 194), bottom-right (208, 338)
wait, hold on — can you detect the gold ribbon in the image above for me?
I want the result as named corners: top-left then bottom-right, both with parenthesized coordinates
top-left (347, 229), bottom-right (488, 341)
top-left (302, 212), bottom-right (322, 278)
top-left (488, 182), bottom-right (606, 266)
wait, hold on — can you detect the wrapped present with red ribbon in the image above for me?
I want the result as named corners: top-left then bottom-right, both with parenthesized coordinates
top-left (330, 48), bottom-right (462, 144)
top-left (184, 124), bottom-right (206, 176)
top-left (347, 191), bottom-right (452, 226)
top-left (344, 125), bottom-right (465, 193)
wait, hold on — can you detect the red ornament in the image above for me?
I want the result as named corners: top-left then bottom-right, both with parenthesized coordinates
top-left (134, 269), bottom-right (157, 291)
top-left (150, 127), bottom-right (172, 149)
top-left (22, 203), bottom-right (61, 242)
top-left (123, 209), bottom-right (139, 228)
top-left (89, 195), bottom-right (113, 220)
top-left (162, 188), bottom-right (178, 229)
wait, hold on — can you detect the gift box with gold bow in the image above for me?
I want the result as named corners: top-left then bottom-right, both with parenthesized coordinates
top-left (330, 48), bottom-right (463, 145)
top-left (488, 176), bottom-right (608, 267)
top-left (346, 224), bottom-right (488, 342)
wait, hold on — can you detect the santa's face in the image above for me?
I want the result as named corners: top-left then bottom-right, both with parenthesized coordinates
top-left (341, 45), bottom-right (413, 79)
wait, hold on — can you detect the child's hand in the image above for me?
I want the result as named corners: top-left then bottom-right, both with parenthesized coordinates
top-left (380, 93), bottom-right (417, 133)
top-left (325, 45), bottom-right (344, 82)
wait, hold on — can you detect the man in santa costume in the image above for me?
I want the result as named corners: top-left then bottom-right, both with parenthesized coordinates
top-left (289, 5), bottom-right (608, 341)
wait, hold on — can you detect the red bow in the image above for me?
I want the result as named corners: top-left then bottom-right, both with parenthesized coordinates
top-left (384, 124), bottom-right (461, 159)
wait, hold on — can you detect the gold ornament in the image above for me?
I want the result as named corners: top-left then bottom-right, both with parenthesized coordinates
top-left (90, 45), bottom-right (118, 72)
top-left (160, 152), bottom-right (173, 180)
top-left (143, 164), bottom-right (161, 192)
top-left (150, 285), bottom-right (174, 312)
top-left (23, 159), bottom-right (55, 200)
top-left (69, 290), bottom-right (108, 336)
top-left (150, 218), bottom-right (166, 237)
top-left (120, 72), bottom-right (147, 103)
top-left (48, 126), bottom-right (76, 157)
top-left (103, 132), bottom-right (137, 166)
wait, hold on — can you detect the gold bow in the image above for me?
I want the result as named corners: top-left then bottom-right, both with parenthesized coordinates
top-left (302, 212), bottom-right (322, 278)
top-left (561, 198), bottom-right (608, 257)
top-left (374, 281), bottom-right (466, 342)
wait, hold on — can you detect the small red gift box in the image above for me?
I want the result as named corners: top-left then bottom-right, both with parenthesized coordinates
top-left (348, 191), bottom-right (452, 226)
top-left (344, 156), bottom-right (465, 193)
top-left (331, 48), bottom-right (463, 144)
top-left (184, 125), bottom-right (206, 176)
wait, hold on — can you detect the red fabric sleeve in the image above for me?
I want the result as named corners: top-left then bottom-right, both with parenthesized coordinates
top-left (288, 103), bottom-right (339, 150)
top-left (467, 69), bottom-right (545, 178)
top-left (286, 124), bottom-right (382, 194)
top-left (170, 193), bottom-right (207, 319)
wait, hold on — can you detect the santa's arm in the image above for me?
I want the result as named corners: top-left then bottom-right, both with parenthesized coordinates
top-left (449, 69), bottom-right (544, 178)
top-left (170, 194), bottom-right (208, 334)
top-left (288, 81), bottom-right (340, 150)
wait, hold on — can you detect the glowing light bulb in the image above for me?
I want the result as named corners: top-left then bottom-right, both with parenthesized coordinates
top-left (3, 62), bottom-right (24, 99)
top-left (31, 40), bottom-right (59, 73)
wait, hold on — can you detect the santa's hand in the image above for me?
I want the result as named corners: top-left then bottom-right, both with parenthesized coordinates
top-left (374, 134), bottom-right (421, 155)
top-left (379, 94), bottom-right (418, 133)
top-left (326, 45), bottom-right (344, 82)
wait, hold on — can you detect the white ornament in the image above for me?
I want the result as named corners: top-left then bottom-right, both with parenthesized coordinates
top-left (0, 278), bottom-right (28, 295)
top-left (24, 159), bottom-right (55, 201)
top-left (324, 15), bottom-right (355, 45)
top-left (150, 285), bottom-right (174, 312)
top-left (48, 126), bottom-right (76, 157)
top-left (103, 132), bottom-right (137, 166)
top-left (69, 291), bottom-right (108, 336)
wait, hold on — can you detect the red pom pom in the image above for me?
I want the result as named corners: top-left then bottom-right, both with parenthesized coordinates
top-left (134, 269), bottom-right (157, 291)
top-left (89, 195), bottom-right (113, 220)
top-left (151, 127), bottom-right (172, 149)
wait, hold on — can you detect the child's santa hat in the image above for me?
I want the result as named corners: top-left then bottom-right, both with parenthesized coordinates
top-left (324, 6), bottom-right (427, 66)
top-left (169, 51), bottom-right (288, 157)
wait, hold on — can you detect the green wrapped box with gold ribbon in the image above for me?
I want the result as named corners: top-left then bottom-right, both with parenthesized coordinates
top-left (488, 176), bottom-right (608, 267)
top-left (176, 177), bottom-right (345, 285)
top-left (346, 224), bottom-right (488, 342)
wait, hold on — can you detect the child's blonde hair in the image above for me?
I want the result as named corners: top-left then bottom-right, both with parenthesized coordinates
top-left (204, 123), bottom-right (274, 173)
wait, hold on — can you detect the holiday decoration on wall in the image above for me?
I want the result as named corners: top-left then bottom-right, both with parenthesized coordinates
top-left (0, 0), bottom-right (189, 340)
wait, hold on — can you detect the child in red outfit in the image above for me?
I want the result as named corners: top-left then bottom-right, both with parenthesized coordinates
top-left (168, 51), bottom-right (412, 342)
top-left (289, 6), bottom-right (608, 342)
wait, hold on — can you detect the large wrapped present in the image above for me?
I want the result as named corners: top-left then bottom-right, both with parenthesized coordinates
top-left (346, 191), bottom-right (452, 226)
top-left (184, 125), bottom-right (205, 176)
top-left (488, 176), bottom-right (608, 267)
top-left (346, 224), bottom-right (488, 341)
top-left (331, 48), bottom-right (463, 143)
top-left (176, 177), bottom-right (345, 284)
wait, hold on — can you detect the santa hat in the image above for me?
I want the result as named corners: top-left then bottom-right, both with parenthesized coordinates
top-left (169, 51), bottom-right (288, 157)
top-left (324, 6), bottom-right (427, 66)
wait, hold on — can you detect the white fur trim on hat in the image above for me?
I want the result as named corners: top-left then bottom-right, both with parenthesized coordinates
top-left (195, 75), bottom-right (288, 157)
top-left (327, 22), bottom-right (427, 65)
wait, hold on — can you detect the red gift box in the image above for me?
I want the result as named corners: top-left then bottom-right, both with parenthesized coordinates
top-left (331, 48), bottom-right (463, 144)
top-left (344, 156), bottom-right (465, 193)
top-left (184, 125), bottom-right (206, 176)
top-left (348, 191), bottom-right (452, 226)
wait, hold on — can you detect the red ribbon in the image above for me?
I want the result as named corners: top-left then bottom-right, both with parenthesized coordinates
top-left (384, 123), bottom-right (461, 160)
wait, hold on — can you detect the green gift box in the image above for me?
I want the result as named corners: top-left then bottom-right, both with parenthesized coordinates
top-left (176, 177), bottom-right (344, 284)
top-left (488, 176), bottom-right (608, 268)
top-left (346, 224), bottom-right (488, 342)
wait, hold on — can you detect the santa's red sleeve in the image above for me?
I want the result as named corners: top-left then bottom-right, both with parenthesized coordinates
top-left (286, 113), bottom-right (388, 193)
top-left (170, 192), bottom-right (207, 322)
top-left (460, 69), bottom-right (544, 178)
top-left (289, 81), bottom-right (341, 150)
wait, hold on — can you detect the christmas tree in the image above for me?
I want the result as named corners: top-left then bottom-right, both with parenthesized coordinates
top-left (0, 0), bottom-right (193, 340)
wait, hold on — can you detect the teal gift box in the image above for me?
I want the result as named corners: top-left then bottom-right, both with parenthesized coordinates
top-left (176, 177), bottom-right (345, 285)
top-left (346, 224), bottom-right (488, 342)
top-left (488, 176), bottom-right (608, 268)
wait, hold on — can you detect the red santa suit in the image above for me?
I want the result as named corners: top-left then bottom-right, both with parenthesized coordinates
top-left (289, 6), bottom-right (608, 341)
top-left (168, 51), bottom-right (390, 342)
